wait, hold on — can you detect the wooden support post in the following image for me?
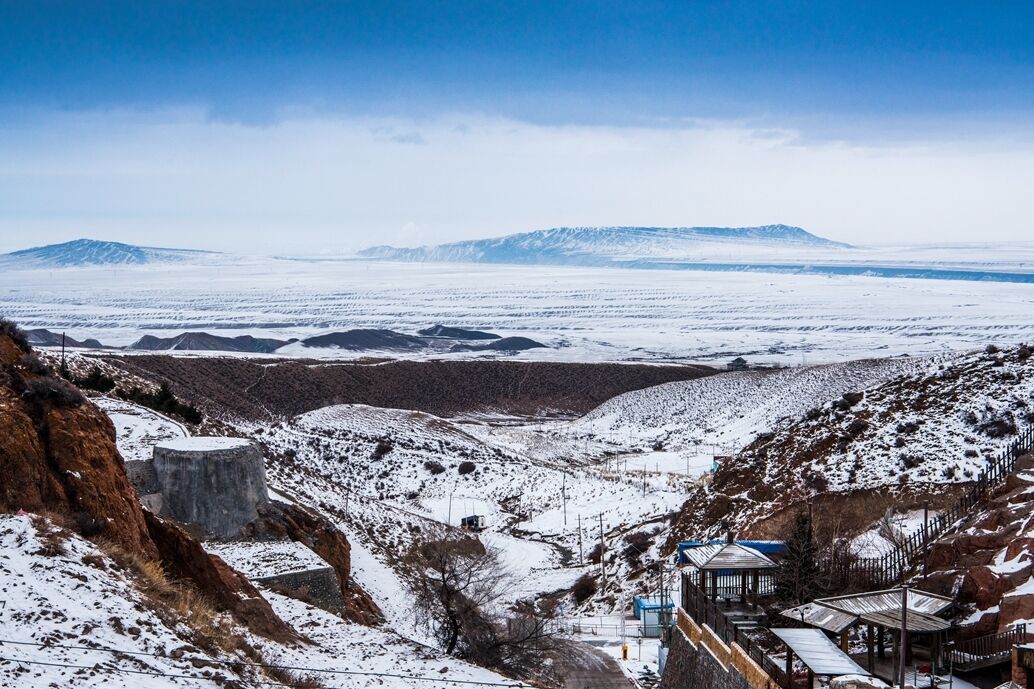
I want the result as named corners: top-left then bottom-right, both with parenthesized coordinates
top-left (878, 626), bottom-right (886, 659)
top-left (841, 630), bottom-right (850, 652)
top-left (752, 569), bottom-right (760, 609)
top-left (867, 624), bottom-right (875, 673)
top-left (741, 570), bottom-right (748, 601)
top-left (785, 646), bottom-right (794, 689)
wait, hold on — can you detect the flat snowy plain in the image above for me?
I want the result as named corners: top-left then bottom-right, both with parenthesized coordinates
top-left (2, 258), bottom-right (1033, 364)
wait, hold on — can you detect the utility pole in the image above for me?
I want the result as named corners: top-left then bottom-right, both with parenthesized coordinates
top-left (578, 514), bottom-right (584, 566)
top-left (599, 514), bottom-right (607, 589)
top-left (562, 473), bottom-right (568, 528)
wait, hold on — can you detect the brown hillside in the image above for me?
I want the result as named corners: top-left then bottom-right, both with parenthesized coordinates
top-left (100, 354), bottom-right (716, 420)
top-left (0, 323), bottom-right (295, 640)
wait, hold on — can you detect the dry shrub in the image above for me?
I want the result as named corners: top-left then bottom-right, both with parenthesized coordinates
top-left (92, 538), bottom-right (324, 686)
top-left (30, 515), bottom-right (70, 556)
top-left (572, 573), bottom-right (597, 604)
top-left (24, 376), bottom-right (86, 408)
top-left (0, 318), bottom-right (30, 352)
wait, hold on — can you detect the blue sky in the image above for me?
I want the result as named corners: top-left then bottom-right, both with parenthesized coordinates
top-left (1, 1), bottom-right (1033, 253)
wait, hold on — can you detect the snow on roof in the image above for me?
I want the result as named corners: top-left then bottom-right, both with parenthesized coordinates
top-left (771, 628), bottom-right (871, 677)
top-left (155, 436), bottom-right (253, 452)
top-left (682, 542), bottom-right (777, 570)
top-left (205, 540), bottom-right (329, 579)
top-left (782, 588), bottom-right (953, 634)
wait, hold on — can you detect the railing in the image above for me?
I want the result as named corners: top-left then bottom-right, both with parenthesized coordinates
top-left (948, 624), bottom-right (1031, 670)
top-left (832, 425), bottom-right (1034, 588)
top-left (681, 575), bottom-right (791, 687)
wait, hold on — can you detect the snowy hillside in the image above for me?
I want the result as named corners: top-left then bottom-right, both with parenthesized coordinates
top-left (0, 514), bottom-right (521, 689)
top-left (236, 404), bottom-right (697, 620)
top-left (0, 239), bottom-right (220, 268)
top-left (359, 224), bottom-right (850, 265)
top-left (0, 513), bottom-right (273, 688)
top-left (671, 344), bottom-right (1034, 540)
top-left (564, 357), bottom-right (930, 455)
top-left (751, 344), bottom-right (1034, 492)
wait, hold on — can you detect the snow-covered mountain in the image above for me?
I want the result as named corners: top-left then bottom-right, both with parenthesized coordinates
top-left (358, 224), bottom-right (851, 265)
top-left (0, 238), bottom-right (220, 267)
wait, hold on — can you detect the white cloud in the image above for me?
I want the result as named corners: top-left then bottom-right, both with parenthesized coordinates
top-left (0, 109), bottom-right (1031, 253)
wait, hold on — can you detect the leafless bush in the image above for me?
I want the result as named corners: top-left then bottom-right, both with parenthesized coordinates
top-left (424, 460), bottom-right (446, 475)
top-left (572, 573), bottom-right (597, 604)
top-left (458, 461), bottom-right (476, 475)
top-left (19, 353), bottom-right (51, 375)
top-left (24, 376), bottom-right (86, 408)
top-left (0, 318), bottom-right (30, 352)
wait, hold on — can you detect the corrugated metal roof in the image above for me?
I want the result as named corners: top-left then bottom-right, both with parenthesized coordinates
top-left (857, 609), bottom-right (952, 633)
top-left (682, 543), bottom-right (777, 570)
top-left (781, 588), bottom-right (953, 634)
top-left (819, 589), bottom-right (953, 617)
top-left (770, 628), bottom-right (871, 677)
top-left (781, 603), bottom-right (858, 634)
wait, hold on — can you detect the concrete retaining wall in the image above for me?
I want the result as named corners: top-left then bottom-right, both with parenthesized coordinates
top-left (153, 439), bottom-right (269, 538)
top-left (254, 566), bottom-right (344, 612)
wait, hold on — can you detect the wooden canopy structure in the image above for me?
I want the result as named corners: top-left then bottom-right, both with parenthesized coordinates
top-left (782, 587), bottom-right (954, 679)
top-left (683, 541), bottom-right (777, 605)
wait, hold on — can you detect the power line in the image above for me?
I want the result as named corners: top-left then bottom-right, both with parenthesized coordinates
top-left (0, 639), bottom-right (527, 688)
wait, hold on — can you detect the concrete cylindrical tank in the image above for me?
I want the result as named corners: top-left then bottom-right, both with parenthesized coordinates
top-left (153, 437), bottom-right (269, 539)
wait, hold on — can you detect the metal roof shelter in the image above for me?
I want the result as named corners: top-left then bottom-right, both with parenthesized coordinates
top-left (682, 538), bottom-right (777, 610)
top-left (781, 588), bottom-right (953, 633)
top-left (857, 609), bottom-right (952, 634)
top-left (781, 587), bottom-right (955, 681)
top-left (771, 628), bottom-right (871, 678)
top-left (682, 543), bottom-right (777, 570)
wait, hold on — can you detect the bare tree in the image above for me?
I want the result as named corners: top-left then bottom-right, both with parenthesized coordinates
top-left (407, 536), bottom-right (562, 680)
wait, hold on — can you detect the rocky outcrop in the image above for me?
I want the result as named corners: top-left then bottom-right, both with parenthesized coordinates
top-left (247, 501), bottom-right (383, 625)
top-left (0, 325), bottom-right (297, 640)
top-left (915, 454), bottom-right (1034, 635)
top-left (145, 511), bottom-right (299, 642)
top-left (0, 331), bottom-right (157, 560)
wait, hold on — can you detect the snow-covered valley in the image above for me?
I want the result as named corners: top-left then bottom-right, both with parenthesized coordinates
top-left (3, 259), bottom-right (1033, 365)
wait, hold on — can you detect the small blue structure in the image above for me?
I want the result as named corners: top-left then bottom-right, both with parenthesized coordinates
top-left (633, 596), bottom-right (675, 637)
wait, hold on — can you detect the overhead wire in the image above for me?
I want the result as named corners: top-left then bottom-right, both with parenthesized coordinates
top-left (0, 638), bottom-right (527, 688)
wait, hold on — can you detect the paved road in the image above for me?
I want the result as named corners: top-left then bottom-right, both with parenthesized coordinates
top-left (558, 641), bottom-right (636, 689)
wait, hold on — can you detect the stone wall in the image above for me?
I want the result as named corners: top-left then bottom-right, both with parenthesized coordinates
top-left (663, 623), bottom-right (753, 689)
top-left (255, 566), bottom-right (345, 613)
top-left (662, 610), bottom-right (777, 689)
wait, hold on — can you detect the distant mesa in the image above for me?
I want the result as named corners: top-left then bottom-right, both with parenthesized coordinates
top-left (26, 328), bottom-right (108, 349)
top-left (300, 329), bottom-right (428, 351)
top-left (0, 238), bottom-right (220, 268)
top-left (358, 224), bottom-right (851, 267)
top-left (129, 332), bottom-right (294, 353)
top-left (450, 336), bottom-right (547, 353)
top-left (418, 325), bottom-right (501, 340)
